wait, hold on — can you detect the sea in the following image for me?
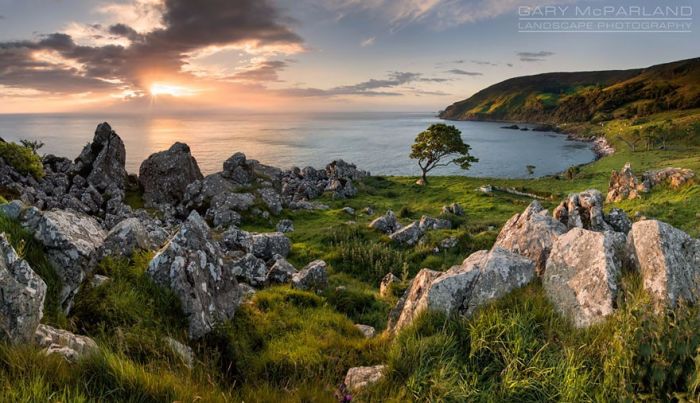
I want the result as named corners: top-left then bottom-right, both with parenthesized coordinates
top-left (0, 112), bottom-right (596, 178)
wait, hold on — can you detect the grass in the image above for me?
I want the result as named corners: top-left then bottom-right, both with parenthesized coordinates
top-left (0, 141), bottom-right (44, 179)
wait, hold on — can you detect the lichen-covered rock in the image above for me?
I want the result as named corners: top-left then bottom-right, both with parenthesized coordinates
top-left (242, 232), bottom-right (291, 260)
top-left (354, 324), bottom-right (376, 338)
top-left (389, 221), bottom-right (423, 245)
top-left (494, 201), bottom-right (566, 275)
top-left (267, 257), bottom-right (297, 284)
top-left (147, 211), bottom-right (240, 339)
top-left (0, 233), bottom-right (47, 344)
top-left (606, 162), bottom-right (646, 203)
top-left (627, 220), bottom-right (700, 309)
top-left (544, 228), bottom-right (626, 327)
top-left (139, 142), bottom-right (203, 207)
top-left (21, 208), bottom-right (106, 310)
top-left (344, 365), bottom-right (386, 392)
top-left (440, 237), bottom-right (459, 249)
top-left (291, 260), bottom-right (328, 292)
top-left (74, 122), bottom-right (128, 193)
top-left (387, 269), bottom-right (441, 332)
top-left (257, 187), bottom-right (283, 215)
top-left (643, 167), bottom-right (694, 189)
top-left (418, 215), bottom-right (451, 231)
top-left (604, 208), bottom-right (632, 234)
top-left (0, 199), bottom-right (26, 220)
top-left (100, 217), bottom-right (154, 259)
top-left (229, 253), bottom-right (268, 287)
top-left (276, 219), bottom-right (294, 233)
top-left (35, 324), bottom-right (98, 362)
top-left (441, 203), bottom-right (464, 216)
top-left (369, 210), bottom-right (401, 234)
top-left (379, 272), bottom-right (399, 298)
top-left (204, 192), bottom-right (255, 228)
top-left (553, 189), bottom-right (611, 232)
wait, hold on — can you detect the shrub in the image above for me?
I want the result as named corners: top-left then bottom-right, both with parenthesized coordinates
top-left (0, 141), bottom-right (44, 178)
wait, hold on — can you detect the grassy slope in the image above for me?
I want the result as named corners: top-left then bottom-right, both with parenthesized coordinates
top-left (1, 112), bottom-right (699, 401)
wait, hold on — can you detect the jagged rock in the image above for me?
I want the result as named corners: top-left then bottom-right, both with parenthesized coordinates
top-left (606, 162), bottom-right (646, 203)
top-left (291, 260), bottom-right (328, 292)
top-left (222, 152), bottom-right (253, 184)
top-left (229, 253), bottom-right (268, 287)
top-left (354, 324), bottom-right (376, 338)
top-left (21, 208), bottom-right (106, 310)
top-left (257, 188), bottom-right (283, 215)
top-left (139, 142), bottom-right (203, 207)
top-left (643, 167), bottom-right (694, 189)
top-left (418, 215), bottom-right (451, 231)
top-left (627, 220), bottom-right (700, 308)
top-left (389, 248), bottom-right (535, 333)
top-left (147, 211), bottom-right (240, 339)
top-left (553, 189), bottom-right (612, 232)
top-left (344, 365), bottom-right (386, 392)
top-left (243, 232), bottom-right (291, 260)
top-left (326, 160), bottom-right (369, 181)
top-left (35, 324), bottom-right (98, 362)
top-left (276, 219), bottom-right (294, 233)
top-left (494, 201), bottom-right (566, 275)
top-left (74, 122), bottom-right (128, 193)
top-left (165, 337), bottom-right (194, 368)
top-left (0, 234), bottom-right (47, 344)
top-left (544, 228), bottom-right (626, 327)
top-left (369, 210), bottom-right (401, 234)
top-left (604, 208), bottom-right (632, 234)
top-left (204, 192), bottom-right (255, 228)
top-left (267, 257), bottom-right (297, 284)
top-left (0, 199), bottom-right (26, 219)
top-left (100, 217), bottom-right (156, 259)
top-left (390, 221), bottom-right (423, 245)
top-left (379, 272), bottom-right (399, 298)
top-left (238, 283), bottom-right (257, 300)
top-left (441, 203), bottom-right (464, 216)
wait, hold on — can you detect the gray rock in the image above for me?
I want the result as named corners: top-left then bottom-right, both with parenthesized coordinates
top-left (441, 203), bottom-right (464, 216)
top-left (147, 211), bottom-right (240, 339)
top-left (0, 199), bottom-right (26, 219)
top-left (326, 160), bottom-right (369, 181)
top-left (344, 365), bottom-right (386, 392)
top-left (90, 274), bottom-right (111, 288)
top-left (100, 217), bottom-right (153, 259)
top-left (342, 206), bottom-right (356, 215)
top-left (362, 207), bottom-right (374, 216)
top-left (222, 152), bottom-right (253, 184)
top-left (494, 201), bottom-right (567, 275)
top-left (229, 253), bottom-right (268, 287)
top-left (139, 142), bottom-right (203, 207)
top-left (275, 219), bottom-right (294, 233)
top-left (243, 232), bottom-right (291, 260)
top-left (387, 269), bottom-right (442, 332)
top-left (369, 210), bottom-right (402, 234)
top-left (379, 272), bottom-right (398, 298)
top-left (627, 220), bottom-right (700, 309)
top-left (267, 257), bottom-right (297, 284)
top-left (238, 283), bottom-right (257, 300)
top-left (418, 215), bottom-right (451, 231)
top-left (606, 162), bottom-right (646, 203)
top-left (291, 260), bottom-right (328, 292)
top-left (165, 337), bottom-right (194, 368)
top-left (389, 221), bottom-right (423, 245)
top-left (21, 208), bottom-right (106, 310)
top-left (76, 122), bottom-right (128, 193)
top-left (257, 188), bottom-right (283, 215)
top-left (544, 228), bottom-right (626, 327)
top-left (439, 237), bottom-right (459, 249)
top-left (0, 233), bottom-right (47, 344)
top-left (35, 324), bottom-right (98, 362)
top-left (553, 189), bottom-right (612, 232)
top-left (204, 192), bottom-right (255, 228)
top-left (354, 324), bottom-right (376, 338)
top-left (604, 208), bottom-right (632, 234)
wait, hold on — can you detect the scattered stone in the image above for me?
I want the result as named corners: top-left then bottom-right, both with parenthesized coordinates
top-left (276, 219), bottom-right (294, 233)
top-left (90, 274), bottom-right (110, 288)
top-left (342, 206), bottom-right (355, 215)
top-left (0, 199), bottom-right (26, 219)
top-left (229, 253), bottom-right (268, 287)
top-left (291, 260), bottom-right (328, 292)
top-left (35, 324), bottom-right (98, 362)
top-left (553, 189), bottom-right (611, 232)
top-left (369, 210), bottom-right (401, 234)
top-left (165, 337), bottom-right (194, 368)
top-left (267, 257), bottom-right (297, 284)
top-left (643, 167), bottom-right (694, 189)
top-left (147, 211), bottom-right (240, 339)
top-left (379, 273), bottom-right (399, 298)
top-left (544, 228), bottom-right (626, 327)
top-left (440, 237), bottom-right (459, 249)
top-left (362, 207), bottom-right (374, 216)
top-left (627, 220), bottom-right (700, 309)
top-left (344, 365), bottom-right (386, 392)
top-left (243, 232), bottom-right (291, 260)
top-left (389, 221), bottom-right (423, 245)
top-left (606, 163), bottom-right (645, 203)
top-left (478, 185), bottom-right (493, 194)
top-left (139, 142), bottom-right (203, 207)
top-left (257, 187), bottom-right (283, 215)
top-left (0, 233), bottom-right (47, 344)
top-left (418, 215), bottom-right (451, 231)
top-left (354, 324), bottom-right (376, 338)
top-left (441, 203), bottom-right (464, 216)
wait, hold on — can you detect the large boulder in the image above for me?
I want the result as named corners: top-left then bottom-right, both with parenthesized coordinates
top-left (627, 220), bottom-right (700, 309)
top-left (267, 257), bottom-right (297, 284)
top-left (21, 208), bottom-right (106, 310)
top-left (389, 221), bottom-right (423, 245)
top-left (604, 208), bottom-right (632, 234)
top-left (257, 188), bottom-right (283, 215)
top-left (147, 211), bottom-right (240, 339)
top-left (74, 122), bottom-right (128, 194)
top-left (100, 217), bottom-right (159, 259)
top-left (34, 324), bottom-right (99, 362)
top-left (494, 201), bottom-right (566, 275)
top-left (553, 189), bottom-right (611, 232)
top-left (242, 232), bottom-right (291, 260)
top-left (369, 210), bottom-right (401, 234)
top-left (389, 248), bottom-right (535, 333)
top-left (139, 142), bottom-right (203, 207)
top-left (606, 162), bottom-right (647, 203)
top-left (0, 233), bottom-right (47, 344)
top-left (291, 260), bottom-right (328, 292)
top-left (544, 228), bottom-right (626, 327)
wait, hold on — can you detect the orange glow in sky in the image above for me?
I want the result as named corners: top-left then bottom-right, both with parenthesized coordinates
top-left (149, 83), bottom-right (198, 97)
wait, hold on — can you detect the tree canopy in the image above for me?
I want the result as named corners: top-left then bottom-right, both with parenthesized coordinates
top-left (410, 123), bottom-right (478, 184)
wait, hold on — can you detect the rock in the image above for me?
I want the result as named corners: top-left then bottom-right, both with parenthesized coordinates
top-left (291, 260), bottom-right (328, 292)
top-left (415, 178), bottom-right (426, 186)
top-left (257, 187), bottom-right (283, 215)
top-left (139, 142), bottom-right (203, 207)
top-left (441, 203), bottom-right (464, 216)
top-left (243, 232), bottom-right (291, 260)
top-left (606, 163), bottom-right (647, 203)
top-left (544, 228), bottom-right (626, 327)
top-left (275, 219), bottom-right (294, 233)
top-left (389, 248), bottom-right (535, 333)
top-left (0, 233), bottom-right (47, 344)
top-left (147, 211), bottom-right (240, 339)
top-left (418, 215), bottom-right (451, 231)
top-left (344, 365), bottom-right (386, 392)
top-left (342, 206), bottom-right (355, 215)
top-left (604, 208), bottom-right (632, 234)
top-left (204, 192), bottom-right (255, 228)
top-left (35, 324), bottom-right (98, 362)
top-left (238, 283), bottom-right (257, 300)
top-left (362, 207), bottom-right (374, 216)
top-left (494, 201), bottom-right (566, 275)
top-left (0, 199), bottom-right (26, 219)
top-left (354, 324), bottom-right (376, 338)
top-left (90, 274), bottom-right (110, 288)
top-left (627, 220), bottom-right (700, 309)
top-left (222, 152), bottom-right (253, 184)
top-left (369, 210), bottom-right (401, 234)
top-left (379, 272), bottom-right (399, 298)
top-left (21, 208), bottom-right (106, 310)
top-left (553, 189), bottom-right (611, 232)
top-left (100, 217), bottom-right (154, 259)
top-left (389, 221), bottom-right (423, 245)
top-left (165, 337), bottom-right (194, 368)
top-left (643, 167), bottom-right (694, 189)
top-left (229, 253), bottom-right (268, 287)
top-left (326, 160), bottom-right (369, 181)
top-left (478, 185), bottom-right (493, 194)
top-left (440, 237), bottom-right (459, 249)
top-left (267, 257), bottom-right (297, 284)
top-left (75, 122), bottom-right (128, 193)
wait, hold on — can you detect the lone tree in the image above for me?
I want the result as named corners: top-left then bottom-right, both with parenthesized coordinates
top-left (410, 123), bottom-right (478, 185)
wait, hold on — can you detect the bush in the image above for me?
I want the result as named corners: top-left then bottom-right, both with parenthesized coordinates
top-left (0, 141), bottom-right (44, 178)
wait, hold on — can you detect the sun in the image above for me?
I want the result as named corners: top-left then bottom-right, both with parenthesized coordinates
top-left (149, 83), bottom-right (196, 97)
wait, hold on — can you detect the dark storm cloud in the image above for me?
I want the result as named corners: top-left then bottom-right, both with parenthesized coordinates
top-left (0, 0), bottom-right (303, 93)
top-left (446, 69), bottom-right (482, 76)
top-left (517, 51), bottom-right (554, 62)
top-left (232, 60), bottom-right (289, 82)
top-left (280, 71), bottom-right (447, 97)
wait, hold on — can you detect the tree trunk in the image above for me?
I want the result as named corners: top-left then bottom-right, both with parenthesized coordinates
top-left (421, 170), bottom-right (428, 184)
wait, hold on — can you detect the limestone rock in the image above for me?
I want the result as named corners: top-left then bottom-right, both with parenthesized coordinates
top-left (165, 337), bottom-right (194, 368)
top-left (139, 142), bottom-right (203, 207)
top-left (35, 324), bottom-right (98, 362)
top-left (100, 217), bottom-right (154, 259)
top-left (75, 122), bottom-right (128, 193)
top-left (267, 257), bottom-right (297, 284)
top-left (604, 208), bottom-right (632, 234)
top-left (606, 162), bottom-right (646, 203)
top-left (291, 260), bottom-right (328, 292)
top-left (369, 210), bottom-right (401, 234)
top-left (257, 188), bottom-right (283, 215)
top-left (553, 189), bottom-right (611, 232)
top-left (229, 253), bottom-right (268, 287)
top-left (379, 272), bottom-right (399, 298)
top-left (389, 221), bottom-right (423, 245)
top-left (344, 365), bottom-right (386, 392)
top-left (242, 232), bottom-right (291, 260)
top-left (354, 324), bottom-right (376, 338)
top-left (0, 233), bottom-right (47, 344)
top-left (544, 228), bottom-right (626, 327)
top-left (276, 219), bottom-right (294, 233)
top-left (441, 203), bottom-right (464, 216)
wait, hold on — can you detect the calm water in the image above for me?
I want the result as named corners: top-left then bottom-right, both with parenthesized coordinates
top-left (0, 112), bottom-right (595, 178)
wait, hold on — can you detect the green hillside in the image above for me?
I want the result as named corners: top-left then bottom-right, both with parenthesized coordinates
top-left (440, 57), bottom-right (700, 124)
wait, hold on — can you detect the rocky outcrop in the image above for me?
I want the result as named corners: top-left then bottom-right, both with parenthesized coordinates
top-left (21, 207), bottom-right (106, 310)
top-left (34, 324), bottom-right (99, 362)
top-left (388, 248), bottom-right (535, 333)
top-left (441, 202), bottom-right (464, 216)
top-left (627, 220), bottom-right (700, 309)
top-left (100, 217), bottom-right (164, 259)
top-left (147, 211), bottom-right (240, 339)
top-left (242, 232), bottom-right (291, 261)
top-left (280, 160), bottom-right (366, 203)
top-left (543, 228), bottom-right (626, 327)
top-left (139, 142), bottom-right (203, 207)
top-left (291, 260), bottom-right (328, 292)
top-left (267, 257), bottom-right (297, 284)
top-left (606, 163), bottom-right (694, 203)
top-left (0, 233), bottom-right (47, 344)
top-left (389, 221), bottom-right (423, 245)
top-left (229, 253), bottom-right (268, 287)
top-left (74, 122), bottom-right (128, 194)
top-left (276, 219), bottom-right (294, 233)
top-left (494, 201), bottom-right (566, 275)
top-left (604, 208), bottom-right (632, 234)
top-left (369, 210), bottom-right (401, 234)
top-left (553, 189), bottom-right (611, 232)
top-left (344, 365), bottom-right (386, 392)
top-left (644, 167), bottom-right (695, 189)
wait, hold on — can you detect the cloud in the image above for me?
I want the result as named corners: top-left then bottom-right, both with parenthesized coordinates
top-left (280, 71), bottom-right (447, 97)
top-left (446, 69), bottom-right (482, 76)
top-left (471, 60), bottom-right (497, 66)
top-left (361, 36), bottom-right (376, 47)
top-left (230, 60), bottom-right (289, 82)
top-left (517, 51), bottom-right (555, 62)
top-left (0, 0), bottom-right (304, 95)
top-left (507, 63), bottom-right (513, 67)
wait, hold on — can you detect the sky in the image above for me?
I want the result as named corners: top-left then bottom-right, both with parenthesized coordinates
top-left (0, 0), bottom-right (697, 114)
